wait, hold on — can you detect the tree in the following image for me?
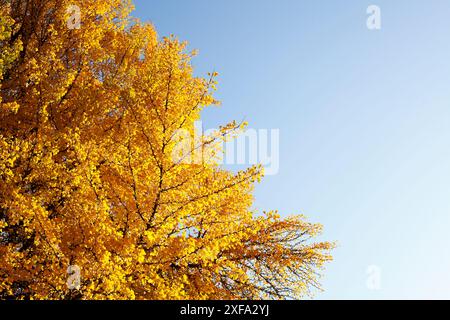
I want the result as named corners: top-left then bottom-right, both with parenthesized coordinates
top-left (0, 0), bottom-right (334, 300)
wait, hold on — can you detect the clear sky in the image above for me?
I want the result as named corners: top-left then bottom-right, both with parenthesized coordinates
top-left (132, 0), bottom-right (450, 299)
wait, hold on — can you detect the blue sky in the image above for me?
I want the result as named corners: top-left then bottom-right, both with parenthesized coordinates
top-left (132, 0), bottom-right (450, 299)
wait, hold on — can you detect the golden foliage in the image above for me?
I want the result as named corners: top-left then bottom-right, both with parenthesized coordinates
top-left (0, 0), bottom-right (334, 300)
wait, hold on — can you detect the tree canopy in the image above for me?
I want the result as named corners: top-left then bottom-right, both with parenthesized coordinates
top-left (0, 0), bottom-right (334, 300)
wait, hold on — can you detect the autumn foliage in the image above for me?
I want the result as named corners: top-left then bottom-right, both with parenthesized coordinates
top-left (0, 0), bottom-right (334, 300)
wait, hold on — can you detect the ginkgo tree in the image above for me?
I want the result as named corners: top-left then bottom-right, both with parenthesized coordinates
top-left (0, 0), bottom-right (334, 300)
